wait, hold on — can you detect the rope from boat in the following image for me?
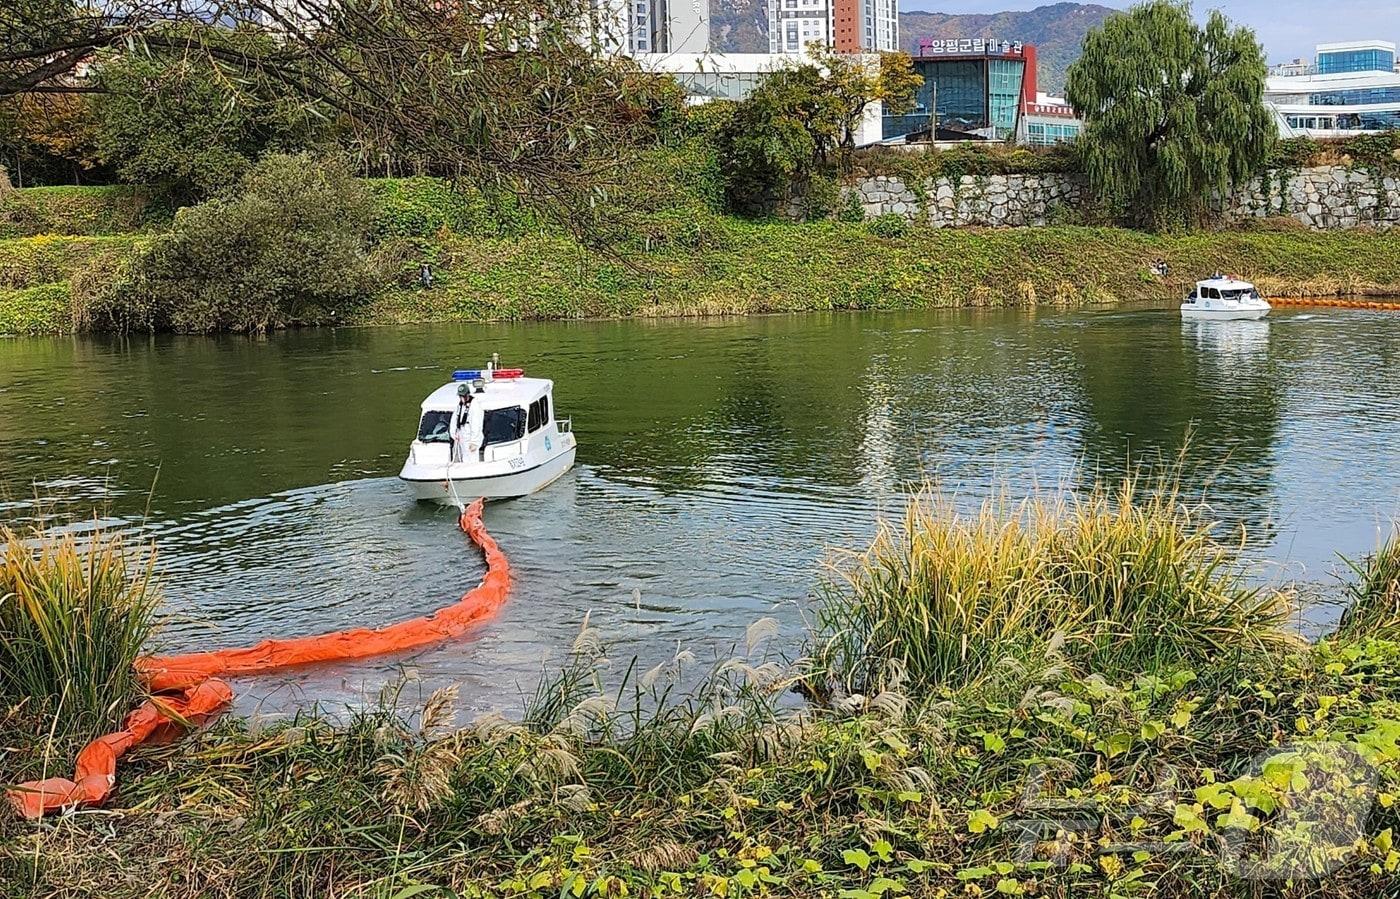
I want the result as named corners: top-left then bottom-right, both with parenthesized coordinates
top-left (7, 498), bottom-right (509, 818)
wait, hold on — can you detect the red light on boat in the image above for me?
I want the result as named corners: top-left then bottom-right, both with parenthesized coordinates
top-left (492, 368), bottom-right (525, 379)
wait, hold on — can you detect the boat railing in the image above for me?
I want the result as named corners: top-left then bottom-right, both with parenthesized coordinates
top-left (557, 417), bottom-right (573, 434)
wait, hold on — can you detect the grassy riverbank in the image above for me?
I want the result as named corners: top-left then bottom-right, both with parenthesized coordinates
top-left (3, 180), bottom-right (1400, 335)
top-left (360, 223), bottom-right (1400, 324)
top-left (4, 476), bottom-right (1400, 898)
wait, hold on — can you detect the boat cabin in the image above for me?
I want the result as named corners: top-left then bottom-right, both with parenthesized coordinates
top-left (400, 364), bottom-right (579, 500)
top-left (1185, 276), bottom-right (1262, 304)
top-left (415, 369), bottom-right (564, 463)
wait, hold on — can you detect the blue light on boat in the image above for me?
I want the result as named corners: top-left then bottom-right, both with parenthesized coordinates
top-left (452, 370), bottom-right (482, 381)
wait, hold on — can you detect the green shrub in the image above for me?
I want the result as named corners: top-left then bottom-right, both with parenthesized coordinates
top-left (1269, 137), bottom-right (1323, 169)
top-left (684, 99), bottom-right (737, 142)
top-left (0, 234), bottom-right (144, 289)
top-left (865, 213), bottom-right (907, 238)
top-left (1268, 133), bottom-right (1400, 171)
top-left (853, 142), bottom-right (1080, 181)
top-left (631, 207), bottom-right (732, 253)
top-left (631, 139), bottom-right (727, 216)
top-left (369, 177), bottom-right (490, 238)
top-left (836, 191), bottom-right (865, 224)
top-left (0, 185), bottom-right (163, 237)
top-left (1342, 131), bottom-right (1400, 169)
top-left (797, 174), bottom-right (842, 221)
top-left (0, 282), bottom-right (71, 335)
top-left (0, 524), bottom-right (159, 748)
top-left (86, 154), bottom-right (381, 333)
top-left (366, 177), bottom-right (548, 239)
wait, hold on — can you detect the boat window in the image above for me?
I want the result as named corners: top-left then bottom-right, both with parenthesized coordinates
top-left (417, 411), bottom-right (452, 443)
top-left (482, 407), bottom-right (527, 446)
top-left (526, 396), bottom-right (551, 433)
top-left (1205, 288), bottom-right (1221, 299)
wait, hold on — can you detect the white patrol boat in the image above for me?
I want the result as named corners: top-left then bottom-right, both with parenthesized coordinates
top-left (1181, 274), bottom-right (1272, 321)
top-left (399, 363), bottom-right (576, 502)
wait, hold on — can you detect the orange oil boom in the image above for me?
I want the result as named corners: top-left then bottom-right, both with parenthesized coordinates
top-left (7, 499), bottom-right (509, 819)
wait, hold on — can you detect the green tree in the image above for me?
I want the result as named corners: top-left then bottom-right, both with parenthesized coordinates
top-left (717, 51), bottom-right (922, 215)
top-left (3, 0), bottom-right (680, 237)
top-left (92, 30), bottom-right (324, 199)
top-left (1065, 1), bottom-right (1275, 230)
top-left (0, 92), bottom-right (104, 185)
top-left (816, 49), bottom-right (923, 161)
top-left (718, 66), bottom-right (826, 215)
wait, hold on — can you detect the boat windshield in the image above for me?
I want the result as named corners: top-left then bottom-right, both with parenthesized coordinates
top-left (418, 410), bottom-right (452, 443)
top-left (482, 407), bottom-right (527, 446)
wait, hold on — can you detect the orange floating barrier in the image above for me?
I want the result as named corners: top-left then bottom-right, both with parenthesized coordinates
top-left (1269, 297), bottom-right (1400, 311)
top-left (138, 500), bottom-right (510, 692)
top-left (7, 499), bottom-right (509, 819)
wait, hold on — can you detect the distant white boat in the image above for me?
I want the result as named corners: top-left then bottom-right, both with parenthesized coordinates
top-left (1181, 274), bottom-right (1271, 321)
top-left (399, 364), bottom-right (576, 502)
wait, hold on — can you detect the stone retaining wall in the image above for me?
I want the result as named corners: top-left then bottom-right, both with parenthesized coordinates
top-left (842, 165), bottom-right (1399, 230)
top-left (1222, 167), bottom-right (1400, 229)
top-left (850, 172), bottom-right (1086, 228)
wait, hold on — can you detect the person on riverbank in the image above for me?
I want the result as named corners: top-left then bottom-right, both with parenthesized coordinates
top-left (449, 384), bottom-right (482, 461)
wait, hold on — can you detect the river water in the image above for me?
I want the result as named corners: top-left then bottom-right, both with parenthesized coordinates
top-left (2, 307), bottom-right (1399, 716)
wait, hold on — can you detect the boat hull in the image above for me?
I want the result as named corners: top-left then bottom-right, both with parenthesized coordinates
top-left (1181, 305), bottom-right (1270, 321)
top-left (401, 445), bottom-right (576, 502)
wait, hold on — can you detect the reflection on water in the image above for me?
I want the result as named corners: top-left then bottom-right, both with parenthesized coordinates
top-left (2, 308), bottom-right (1399, 715)
top-left (1183, 319), bottom-right (1271, 358)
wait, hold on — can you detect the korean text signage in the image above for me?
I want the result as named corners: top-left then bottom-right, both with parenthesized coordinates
top-left (917, 38), bottom-right (1025, 56)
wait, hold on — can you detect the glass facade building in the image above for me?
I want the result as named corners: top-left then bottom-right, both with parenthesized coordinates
top-left (1025, 121), bottom-right (1081, 145)
top-left (1285, 111), bottom-right (1400, 131)
top-left (987, 59), bottom-right (1024, 137)
top-left (881, 56), bottom-right (1025, 140)
top-left (1266, 41), bottom-right (1400, 137)
top-left (1309, 86), bottom-right (1400, 106)
top-left (670, 71), bottom-right (766, 101)
top-left (1317, 47), bottom-right (1396, 75)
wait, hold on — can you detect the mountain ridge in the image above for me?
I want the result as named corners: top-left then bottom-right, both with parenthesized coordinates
top-left (709, 1), bottom-right (1116, 95)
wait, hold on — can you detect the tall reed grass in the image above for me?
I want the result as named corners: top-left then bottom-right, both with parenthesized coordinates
top-left (1334, 529), bottom-right (1400, 640)
top-left (813, 475), bottom-right (1299, 694)
top-left (0, 524), bottom-right (158, 745)
top-left (520, 617), bottom-right (802, 795)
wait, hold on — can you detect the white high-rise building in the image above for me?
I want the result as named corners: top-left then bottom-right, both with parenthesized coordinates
top-left (864, 0), bottom-right (898, 54)
top-left (768, 0), bottom-right (834, 54)
top-left (769, 0), bottom-right (897, 55)
top-left (604, 0), bottom-right (710, 54)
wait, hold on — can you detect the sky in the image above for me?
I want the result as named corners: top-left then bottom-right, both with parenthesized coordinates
top-left (903, 1), bottom-right (1400, 63)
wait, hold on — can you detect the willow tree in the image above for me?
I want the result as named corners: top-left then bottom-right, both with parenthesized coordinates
top-left (2, 0), bottom-right (668, 238)
top-left (1065, 1), bottom-right (1275, 230)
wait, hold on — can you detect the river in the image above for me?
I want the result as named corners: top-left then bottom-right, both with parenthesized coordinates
top-left (2, 307), bottom-right (1399, 717)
